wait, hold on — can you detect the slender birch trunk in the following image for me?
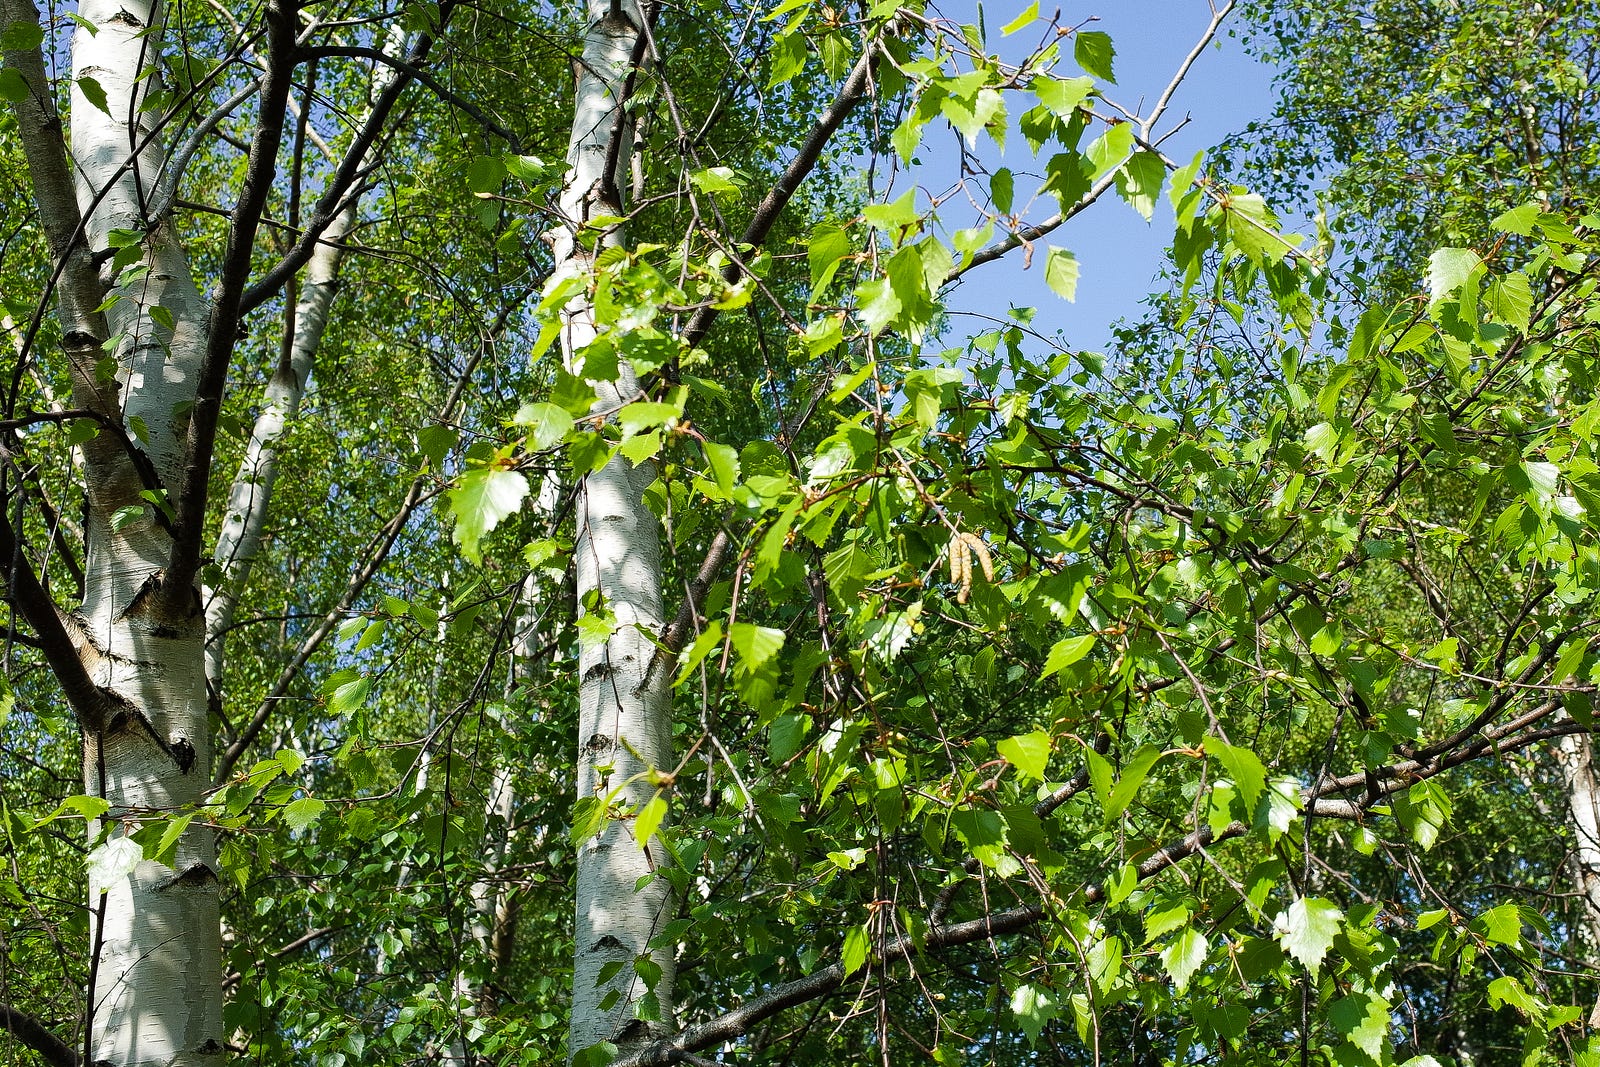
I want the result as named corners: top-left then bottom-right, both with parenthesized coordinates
top-left (1551, 735), bottom-right (1600, 1024)
top-left (551, 1), bottom-right (676, 1056)
top-left (205, 206), bottom-right (355, 691)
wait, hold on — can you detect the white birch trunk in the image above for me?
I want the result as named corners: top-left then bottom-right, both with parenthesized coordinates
top-left (554, 1), bottom-right (677, 1056)
top-left (69, 0), bottom-right (223, 1061)
top-left (1553, 734), bottom-right (1600, 1024)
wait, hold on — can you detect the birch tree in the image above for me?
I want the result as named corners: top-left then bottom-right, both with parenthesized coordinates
top-left (1, 0), bottom-right (459, 1060)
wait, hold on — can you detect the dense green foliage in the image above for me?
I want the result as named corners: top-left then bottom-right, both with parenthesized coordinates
top-left (4, 0), bottom-right (1600, 1065)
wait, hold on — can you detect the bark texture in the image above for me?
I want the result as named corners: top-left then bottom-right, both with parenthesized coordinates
top-left (1553, 734), bottom-right (1600, 1024)
top-left (67, 0), bottom-right (224, 1060)
top-left (553, 0), bottom-right (676, 1057)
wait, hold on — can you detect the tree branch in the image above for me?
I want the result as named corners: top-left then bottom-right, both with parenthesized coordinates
top-left (0, 0), bottom-right (111, 413)
top-left (158, 0), bottom-right (299, 618)
top-left (614, 708), bottom-right (1589, 1066)
top-left (640, 527), bottom-right (733, 690)
top-left (213, 316), bottom-right (491, 782)
top-left (239, 6), bottom-right (460, 315)
top-left (949, 0), bottom-right (1235, 282)
top-left (147, 77), bottom-right (266, 223)
top-left (0, 503), bottom-right (108, 731)
top-left (679, 35), bottom-right (882, 349)
top-left (0, 1003), bottom-right (79, 1067)
top-left (304, 46), bottom-right (523, 152)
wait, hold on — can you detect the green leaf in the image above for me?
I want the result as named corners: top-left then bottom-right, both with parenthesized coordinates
top-left (1273, 896), bottom-right (1342, 972)
top-left (1, 18), bottom-right (46, 50)
top-left (940, 82), bottom-right (1004, 146)
top-left (634, 793), bottom-right (667, 849)
top-left (728, 622), bottom-right (784, 671)
top-left (675, 621), bottom-right (724, 685)
top-left (990, 168), bottom-right (1014, 214)
top-left (571, 796), bottom-right (608, 846)
top-left (1040, 634), bottom-right (1094, 677)
top-left (417, 425), bottom-right (457, 469)
top-left (1033, 74), bottom-right (1094, 116)
top-left (1486, 975), bottom-right (1544, 1020)
top-left (1330, 992), bottom-right (1391, 1060)
top-left (449, 468), bottom-right (529, 562)
top-left (1043, 246), bottom-right (1079, 301)
top-left (88, 836), bottom-right (142, 886)
top-left (863, 189), bottom-right (918, 230)
top-left (503, 153), bottom-right (549, 184)
top-left (1204, 737), bottom-right (1266, 812)
top-left (1105, 745), bottom-right (1163, 821)
top-left (997, 730), bottom-right (1051, 781)
top-left (703, 441), bottom-right (739, 495)
top-left (1491, 202), bottom-right (1539, 236)
top-left (328, 676), bottom-right (371, 716)
top-left (110, 505), bottom-right (145, 532)
top-left (1169, 150), bottom-right (1204, 207)
top-left (1426, 247), bottom-right (1481, 303)
top-left (1484, 272), bottom-right (1533, 330)
top-left (1115, 150), bottom-right (1164, 221)
top-left (1160, 927), bottom-right (1207, 992)
top-left (689, 166), bottom-right (741, 195)
top-left (1394, 779), bottom-right (1451, 850)
top-left (466, 154), bottom-right (505, 194)
top-left (283, 797), bottom-right (326, 832)
top-left (1085, 123), bottom-right (1134, 179)
top-left (0, 68), bottom-right (27, 102)
top-left (1471, 902), bottom-right (1522, 946)
top-left (1000, 1), bottom-right (1038, 35)
top-left (766, 29), bottom-right (806, 87)
top-left (513, 401), bottom-right (574, 451)
top-left (1010, 982), bottom-right (1059, 1045)
top-left (75, 75), bottom-right (110, 115)
top-left (1073, 30), bottom-right (1116, 82)
top-left (147, 813), bottom-right (192, 866)
top-left (808, 223), bottom-right (852, 288)
top-left (854, 277), bottom-right (901, 336)
top-left (617, 401), bottom-right (680, 436)
top-left (841, 923), bottom-right (871, 976)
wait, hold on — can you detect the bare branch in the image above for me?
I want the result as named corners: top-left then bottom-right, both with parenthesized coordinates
top-left (0, 505), bottom-right (106, 731)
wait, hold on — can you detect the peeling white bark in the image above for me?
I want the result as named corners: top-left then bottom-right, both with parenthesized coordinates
top-left (554, 1), bottom-right (677, 1056)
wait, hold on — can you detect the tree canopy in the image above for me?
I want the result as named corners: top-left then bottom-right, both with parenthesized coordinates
top-left (3, 1), bottom-right (1600, 1065)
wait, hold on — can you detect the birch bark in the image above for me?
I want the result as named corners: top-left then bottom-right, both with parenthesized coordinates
top-left (65, 0), bottom-right (225, 1058)
top-left (551, 1), bottom-right (677, 1056)
top-left (1552, 735), bottom-right (1600, 1024)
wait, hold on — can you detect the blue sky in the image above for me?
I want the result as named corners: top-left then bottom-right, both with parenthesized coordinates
top-left (921, 2), bottom-right (1279, 349)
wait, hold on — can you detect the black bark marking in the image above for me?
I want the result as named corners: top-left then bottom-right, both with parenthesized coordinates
top-left (167, 863), bottom-right (218, 888)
